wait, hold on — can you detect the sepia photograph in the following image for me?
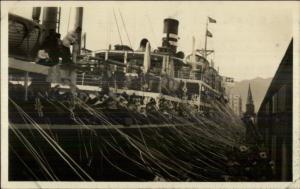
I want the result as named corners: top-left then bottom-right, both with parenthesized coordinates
top-left (1, 1), bottom-right (299, 188)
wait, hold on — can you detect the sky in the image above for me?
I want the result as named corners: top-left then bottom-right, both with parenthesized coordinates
top-left (8, 1), bottom-right (295, 81)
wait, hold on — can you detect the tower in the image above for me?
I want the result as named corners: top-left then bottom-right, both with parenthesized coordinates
top-left (245, 84), bottom-right (255, 116)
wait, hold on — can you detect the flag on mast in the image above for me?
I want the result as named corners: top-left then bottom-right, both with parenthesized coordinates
top-left (208, 17), bottom-right (216, 23)
top-left (206, 30), bottom-right (213, 38)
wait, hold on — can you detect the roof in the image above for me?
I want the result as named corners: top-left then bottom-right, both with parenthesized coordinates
top-left (257, 39), bottom-right (293, 114)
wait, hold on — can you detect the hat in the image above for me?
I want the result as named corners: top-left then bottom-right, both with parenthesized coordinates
top-left (150, 98), bottom-right (156, 103)
top-left (55, 33), bottom-right (61, 38)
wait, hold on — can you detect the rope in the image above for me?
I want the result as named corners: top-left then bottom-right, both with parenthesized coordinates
top-left (145, 13), bottom-right (159, 48)
top-left (8, 79), bottom-right (247, 181)
top-left (67, 7), bottom-right (72, 32)
top-left (10, 98), bottom-right (95, 181)
top-left (118, 9), bottom-right (132, 49)
top-left (113, 9), bottom-right (123, 46)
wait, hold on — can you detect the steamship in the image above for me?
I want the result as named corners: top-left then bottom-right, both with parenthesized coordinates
top-left (9, 7), bottom-right (226, 117)
top-left (7, 7), bottom-right (242, 181)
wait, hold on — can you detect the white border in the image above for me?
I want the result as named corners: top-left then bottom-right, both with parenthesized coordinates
top-left (1, 1), bottom-right (300, 189)
top-left (1, 2), bottom-right (9, 187)
top-left (293, 2), bottom-right (300, 186)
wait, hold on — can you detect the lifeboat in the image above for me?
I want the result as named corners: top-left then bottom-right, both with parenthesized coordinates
top-left (9, 13), bottom-right (43, 61)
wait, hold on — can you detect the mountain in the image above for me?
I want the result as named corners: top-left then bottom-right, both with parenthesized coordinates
top-left (230, 77), bottom-right (272, 113)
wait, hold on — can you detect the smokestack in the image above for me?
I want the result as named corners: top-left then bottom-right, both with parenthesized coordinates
top-left (32, 7), bottom-right (41, 23)
top-left (42, 7), bottom-right (58, 32)
top-left (161, 18), bottom-right (179, 53)
top-left (72, 7), bottom-right (84, 63)
top-left (41, 7), bottom-right (58, 41)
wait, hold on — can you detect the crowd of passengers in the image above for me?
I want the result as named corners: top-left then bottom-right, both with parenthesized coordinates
top-left (78, 67), bottom-right (224, 105)
top-left (9, 82), bottom-right (217, 126)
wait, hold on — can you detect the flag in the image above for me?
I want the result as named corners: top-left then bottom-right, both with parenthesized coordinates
top-left (208, 17), bottom-right (216, 23)
top-left (206, 30), bottom-right (213, 38)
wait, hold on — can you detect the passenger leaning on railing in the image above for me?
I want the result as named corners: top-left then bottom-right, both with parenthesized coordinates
top-left (60, 32), bottom-right (73, 64)
top-left (37, 27), bottom-right (82, 67)
top-left (61, 27), bottom-right (82, 65)
top-left (37, 29), bottom-right (61, 66)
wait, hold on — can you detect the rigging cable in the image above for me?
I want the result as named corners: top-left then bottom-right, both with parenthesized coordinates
top-left (145, 13), bottom-right (159, 49)
top-left (67, 8), bottom-right (72, 32)
top-left (118, 9), bottom-right (132, 49)
top-left (113, 9), bottom-right (123, 46)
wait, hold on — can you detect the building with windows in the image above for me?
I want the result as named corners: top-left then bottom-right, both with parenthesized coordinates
top-left (229, 94), bottom-right (242, 117)
top-left (257, 40), bottom-right (292, 181)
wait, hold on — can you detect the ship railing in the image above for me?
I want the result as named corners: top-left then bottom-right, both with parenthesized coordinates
top-left (54, 82), bottom-right (211, 110)
top-left (8, 59), bottom-right (218, 110)
top-left (173, 77), bottom-right (220, 95)
top-left (90, 49), bottom-right (186, 66)
top-left (76, 73), bottom-right (100, 86)
top-left (94, 49), bottom-right (167, 57)
top-left (75, 71), bottom-right (217, 105)
top-left (73, 71), bottom-right (214, 108)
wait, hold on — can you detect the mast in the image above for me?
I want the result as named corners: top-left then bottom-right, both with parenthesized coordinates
top-left (204, 18), bottom-right (208, 58)
top-left (203, 17), bottom-right (216, 64)
top-left (192, 36), bottom-right (196, 71)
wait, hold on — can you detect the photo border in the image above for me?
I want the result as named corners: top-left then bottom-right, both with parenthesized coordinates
top-left (1, 1), bottom-right (300, 188)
